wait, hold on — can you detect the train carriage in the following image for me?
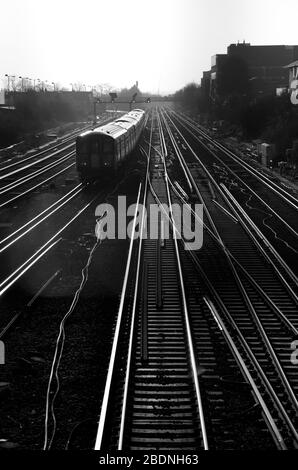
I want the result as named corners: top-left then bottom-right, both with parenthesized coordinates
top-left (76, 109), bottom-right (145, 180)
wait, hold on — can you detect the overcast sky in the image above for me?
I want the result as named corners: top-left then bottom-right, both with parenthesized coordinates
top-left (1, 0), bottom-right (298, 94)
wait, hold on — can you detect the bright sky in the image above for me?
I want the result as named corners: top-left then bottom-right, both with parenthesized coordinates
top-left (1, 0), bottom-right (298, 94)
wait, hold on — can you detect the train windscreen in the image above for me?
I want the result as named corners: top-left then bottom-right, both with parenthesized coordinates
top-left (103, 140), bottom-right (113, 153)
top-left (102, 138), bottom-right (114, 167)
top-left (76, 137), bottom-right (89, 158)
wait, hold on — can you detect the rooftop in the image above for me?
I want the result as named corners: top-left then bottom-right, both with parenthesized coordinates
top-left (284, 60), bottom-right (298, 68)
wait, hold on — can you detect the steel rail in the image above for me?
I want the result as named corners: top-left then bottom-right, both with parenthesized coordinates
top-left (117, 119), bottom-right (154, 450)
top-left (0, 183), bottom-right (82, 246)
top-left (0, 238), bottom-right (62, 298)
top-left (0, 143), bottom-right (74, 181)
top-left (204, 297), bottom-right (287, 450)
top-left (173, 110), bottom-right (298, 209)
top-left (169, 110), bottom-right (298, 239)
top-left (149, 155), bottom-right (292, 447)
top-left (154, 114), bottom-right (298, 443)
top-left (162, 109), bottom-right (298, 293)
top-left (159, 108), bottom-right (298, 435)
top-left (158, 109), bottom-right (295, 446)
top-left (156, 155), bottom-right (298, 442)
top-left (0, 151), bottom-right (75, 195)
top-left (220, 184), bottom-right (298, 300)
top-left (161, 106), bottom-right (298, 325)
top-left (0, 125), bottom-right (90, 174)
top-left (0, 113), bottom-right (118, 178)
top-left (0, 270), bottom-right (61, 339)
top-left (152, 109), bottom-right (209, 449)
top-left (0, 162), bottom-right (75, 209)
top-left (0, 189), bottom-right (102, 296)
top-left (189, 249), bottom-right (298, 444)
top-left (94, 184), bottom-right (142, 450)
top-left (0, 184), bottom-right (83, 254)
top-left (161, 106), bottom-right (298, 328)
top-left (154, 137), bottom-right (298, 337)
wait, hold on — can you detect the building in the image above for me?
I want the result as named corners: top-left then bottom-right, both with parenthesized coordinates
top-left (210, 54), bottom-right (228, 100)
top-left (284, 60), bottom-right (298, 105)
top-left (284, 60), bottom-right (298, 89)
top-left (209, 42), bottom-right (298, 100)
top-left (0, 89), bottom-right (15, 111)
top-left (200, 71), bottom-right (211, 97)
top-left (0, 89), bottom-right (5, 105)
top-left (285, 60), bottom-right (298, 86)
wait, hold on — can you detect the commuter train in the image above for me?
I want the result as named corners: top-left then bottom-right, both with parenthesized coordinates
top-left (76, 109), bottom-right (145, 180)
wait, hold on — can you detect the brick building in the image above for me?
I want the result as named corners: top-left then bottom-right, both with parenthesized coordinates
top-left (208, 42), bottom-right (298, 100)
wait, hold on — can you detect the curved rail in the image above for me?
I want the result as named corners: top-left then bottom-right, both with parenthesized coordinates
top-left (173, 110), bottom-right (298, 210)
top-left (158, 106), bottom-right (298, 446)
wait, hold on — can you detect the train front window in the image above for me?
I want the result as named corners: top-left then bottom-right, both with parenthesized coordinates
top-left (103, 140), bottom-right (113, 153)
top-left (102, 139), bottom-right (114, 167)
top-left (91, 138), bottom-right (99, 157)
top-left (77, 138), bottom-right (88, 156)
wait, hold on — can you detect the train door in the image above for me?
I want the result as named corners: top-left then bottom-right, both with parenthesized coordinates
top-left (76, 136), bottom-right (89, 169)
top-left (120, 136), bottom-right (125, 161)
top-left (116, 141), bottom-right (121, 164)
top-left (128, 130), bottom-right (133, 153)
top-left (102, 137), bottom-right (115, 169)
top-left (90, 135), bottom-right (100, 169)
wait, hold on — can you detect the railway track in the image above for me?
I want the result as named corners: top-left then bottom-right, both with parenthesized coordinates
top-left (94, 108), bottom-right (208, 451)
top-left (165, 109), bottom-right (298, 276)
top-left (0, 114), bottom-right (120, 209)
top-left (173, 110), bottom-right (298, 207)
top-left (0, 150), bottom-right (141, 319)
top-left (0, 115), bottom-right (116, 174)
top-left (2, 106), bottom-right (298, 450)
top-left (0, 126), bottom-right (148, 449)
top-left (158, 106), bottom-right (298, 448)
top-left (0, 113), bottom-right (145, 302)
top-left (0, 125), bottom-right (87, 178)
top-left (0, 182), bottom-right (104, 314)
top-left (91, 107), bottom-right (298, 451)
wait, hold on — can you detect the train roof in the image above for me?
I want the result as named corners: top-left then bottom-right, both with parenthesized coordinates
top-left (92, 109), bottom-right (145, 139)
top-left (77, 109), bottom-right (145, 140)
top-left (78, 129), bottom-right (93, 138)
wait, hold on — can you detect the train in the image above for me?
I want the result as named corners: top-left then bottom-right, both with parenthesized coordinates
top-left (76, 109), bottom-right (146, 180)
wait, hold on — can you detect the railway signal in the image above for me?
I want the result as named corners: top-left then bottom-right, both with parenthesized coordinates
top-left (129, 92), bottom-right (138, 110)
top-left (109, 92), bottom-right (118, 103)
top-left (93, 98), bottom-right (102, 124)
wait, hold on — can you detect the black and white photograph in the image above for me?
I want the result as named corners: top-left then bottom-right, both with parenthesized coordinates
top-left (0, 0), bottom-right (298, 462)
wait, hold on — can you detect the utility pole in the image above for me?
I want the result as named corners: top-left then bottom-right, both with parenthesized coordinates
top-left (19, 76), bottom-right (23, 92)
top-left (5, 74), bottom-right (10, 92)
top-left (93, 98), bottom-right (100, 125)
top-left (130, 92), bottom-right (138, 111)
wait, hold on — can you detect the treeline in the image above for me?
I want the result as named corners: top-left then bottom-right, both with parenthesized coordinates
top-left (174, 83), bottom-right (201, 109)
top-left (174, 83), bottom-right (298, 158)
top-left (116, 84), bottom-right (141, 100)
top-left (0, 84), bottom-right (167, 149)
top-left (0, 91), bottom-right (90, 148)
